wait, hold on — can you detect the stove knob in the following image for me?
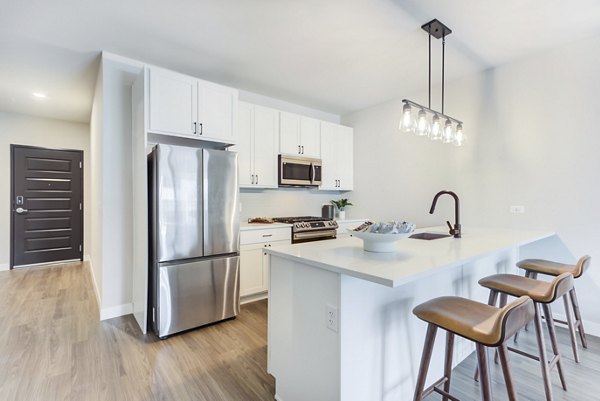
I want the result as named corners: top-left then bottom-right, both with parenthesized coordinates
top-left (295, 223), bottom-right (301, 228)
top-left (304, 223), bottom-right (309, 228)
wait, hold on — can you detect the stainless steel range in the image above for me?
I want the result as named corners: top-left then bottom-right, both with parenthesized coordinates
top-left (272, 216), bottom-right (338, 243)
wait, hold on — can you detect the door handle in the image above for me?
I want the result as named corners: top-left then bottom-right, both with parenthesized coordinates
top-left (15, 207), bottom-right (28, 214)
top-left (251, 174), bottom-right (255, 184)
top-left (301, 146), bottom-right (304, 154)
top-left (256, 175), bottom-right (259, 185)
top-left (298, 145), bottom-right (301, 154)
top-left (193, 122), bottom-right (197, 135)
top-left (199, 123), bottom-right (203, 135)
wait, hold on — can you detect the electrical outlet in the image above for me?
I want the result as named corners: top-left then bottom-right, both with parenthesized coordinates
top-left (326, 304), bottom-right (338, 332)
top-left (510, 205), bottom-right (525, 214)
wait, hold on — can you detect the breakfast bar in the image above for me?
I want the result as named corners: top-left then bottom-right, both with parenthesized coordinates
top-left (265, 226), bottom-right (554, 401)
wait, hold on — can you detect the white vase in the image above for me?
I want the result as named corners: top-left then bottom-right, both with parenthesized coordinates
top-left (338, 210), bottom-right (346, 220)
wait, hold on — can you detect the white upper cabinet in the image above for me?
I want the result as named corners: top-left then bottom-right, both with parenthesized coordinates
top-left (279, 112), bottom-right (321, 158)
top-left (148, 67), bottom-right (197, 137)
top-left (320, 122), bottom-right (354, 191)
top-left (234, 102), bottom-right (279, 189)
top-left (197, 80), bottom-right (237, 143)
top-left (147, 66), bottom-right (238, 144)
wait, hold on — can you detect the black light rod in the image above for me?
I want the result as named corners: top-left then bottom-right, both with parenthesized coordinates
top-left (401, 99), bottom-right (463, 125)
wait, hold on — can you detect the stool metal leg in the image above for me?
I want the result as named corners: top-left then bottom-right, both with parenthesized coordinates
top-left (413, 324), bottom-right (438, 401)
top-left (542, 303), bottom-right (568, 390)
top-left (476, 343), bottom-right (493, 401)
top-left (443, 331), bottom-right (455, 401)
top-left (569, 288), bottom-right (588, 348)
top-left (533, 303), bottom-right (554, 401)
top-left (563, 294), bottom-right (580, 362)
top-left (497, 343), bottom-right (518, 401)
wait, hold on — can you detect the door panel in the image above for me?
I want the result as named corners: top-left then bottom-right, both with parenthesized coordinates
top-left (12, 146), bottom-right (83, 267)
top-left (157, 256), bottom-right (240, 337)
top-left (253, 106), bottom-right (279, 188)
top-left (319, 122), bottom-right (339, 190)
top-left (155, 145), bottom-right (204, 262)
top-left (198, 81), bottom-right (237, 142)
top-left (279, 111), bottom-right (301, 155)
top-left (235, 102), bottom-right (254, 186)
top-left (203, 149), bottom-right (240, 256)
top-left (338, 125), bottom-right (354, 190)
top-left (240, 246), bottom-right (265, 297)
top-left (300, 116), bottom-right (321, 158)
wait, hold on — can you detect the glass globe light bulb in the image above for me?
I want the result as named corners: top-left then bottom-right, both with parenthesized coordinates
top-left (454, 124), bottom-right (465, 146)
top-left (415, 109), bottom-right (430, 137)
top-left (429, 115), bottom-right (442, 140)
top-left (399, 103), bottom-right (414, 133)
top-left (442, 119), bottom-right (454, 143)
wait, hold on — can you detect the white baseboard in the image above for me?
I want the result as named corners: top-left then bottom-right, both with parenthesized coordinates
top-left (241, 291), bottom-right (268, 305)
top-left (101, 303), bottom-right (133, 321)
top-left (0, 263), bottom-right (8, 271)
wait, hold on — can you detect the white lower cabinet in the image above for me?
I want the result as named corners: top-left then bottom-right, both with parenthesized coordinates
top-left (240, 227), bottom-right (291, 299)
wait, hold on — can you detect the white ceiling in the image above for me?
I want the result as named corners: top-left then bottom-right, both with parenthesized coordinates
top-left (1, 0), bottom-right (600, 123)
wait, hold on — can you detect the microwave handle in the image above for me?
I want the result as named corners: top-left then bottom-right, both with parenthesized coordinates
top-left (310, 163), bottom-right (315, 183)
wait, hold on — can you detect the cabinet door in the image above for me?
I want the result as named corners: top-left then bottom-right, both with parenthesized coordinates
top-left (319, 121), bottom-right (339, 190)
top-left (279, 111), bottom-right (301, 155)
top-left (300, 116), bottom-right (321, 158)
top-left (235, 102), bottom-right (254, 187)
top-left (337, 125), bottom-right (354, 190)
top-left (197, 80), bottom-right (238, 143)
top-left (148, 67), bottom-right (197, 136)
top-left (240, 245), bottom-right (266, 297)
top-left (253, 105), bottom-right (279, 188)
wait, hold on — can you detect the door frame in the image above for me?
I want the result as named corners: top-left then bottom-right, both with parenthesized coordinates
top-left (10, 144), bottom-right (84, 269)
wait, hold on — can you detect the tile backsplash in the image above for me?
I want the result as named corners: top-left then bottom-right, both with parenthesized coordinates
top-left (240, 188), bottom-right (351, 221)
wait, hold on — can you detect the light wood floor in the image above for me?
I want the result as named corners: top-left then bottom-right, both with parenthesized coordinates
top-left (1, 262), bottom-right (599, 401)
top-left (0, 262), bottom-right (274, 401)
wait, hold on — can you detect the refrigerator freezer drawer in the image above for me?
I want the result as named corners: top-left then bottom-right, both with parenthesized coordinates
top-left (157, 255), bottom-right (240, 337)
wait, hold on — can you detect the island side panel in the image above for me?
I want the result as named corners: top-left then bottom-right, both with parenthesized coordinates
top-left (268, 254), bottom-right (341, 401)
top-left (339, 248), bottom-right (518, 401)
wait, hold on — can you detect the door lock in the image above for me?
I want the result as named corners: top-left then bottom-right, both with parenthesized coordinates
top-left (15, 207), bottom-right (28, 214)
top-left (16, 196), bottom-right (24, 205)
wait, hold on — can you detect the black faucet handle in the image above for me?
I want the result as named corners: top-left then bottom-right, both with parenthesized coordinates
top-left (446, 220), bottom-right (453, 232)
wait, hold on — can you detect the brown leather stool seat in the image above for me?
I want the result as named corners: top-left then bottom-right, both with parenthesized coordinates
top-left (477, 272), bottom-right (574, 401)
top-left (412, 296), bottom-right (534, 401)
top-left (517, 255), bottom-right (591, 352)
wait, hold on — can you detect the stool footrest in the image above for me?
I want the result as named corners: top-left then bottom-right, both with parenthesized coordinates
top-left (507, 345), bottom-right (540, 362)
top-left (422, 377), bottom-right (460, 401)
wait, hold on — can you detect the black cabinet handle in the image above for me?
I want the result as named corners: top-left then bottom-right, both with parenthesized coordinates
top-left (251, 174), bottom-right (255, 184)
top-left (298, 145), bottom-right (301, 154)
top-left (193, 122), bottom-right (197, 135)
top-left (199, 123), bottom-right (203, 135)
top-left (301, 146), bottom-right (304, 154)
top-left (256, 175), bottom-right (259, 185)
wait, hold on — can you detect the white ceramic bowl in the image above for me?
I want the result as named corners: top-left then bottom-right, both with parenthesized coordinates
top-left (348, 229), bottom-right (413, 253)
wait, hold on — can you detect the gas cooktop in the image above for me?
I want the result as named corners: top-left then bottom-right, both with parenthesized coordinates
top-left (272, 216), bottom-right (328, 224)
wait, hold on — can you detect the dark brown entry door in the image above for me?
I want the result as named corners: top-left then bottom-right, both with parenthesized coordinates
top-left (11, 145), bottom-right (83, 267)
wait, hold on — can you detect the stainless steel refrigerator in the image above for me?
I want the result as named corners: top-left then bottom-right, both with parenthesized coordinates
top-left (148, 144), bottom-right (240, 339)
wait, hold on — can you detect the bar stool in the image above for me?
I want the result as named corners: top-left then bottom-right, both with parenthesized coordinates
top-left (412, 295), bottom-right (534, 401)
top-left (517, 255), bottom-right (591, 354)
top-left (477, 272), bottom-right (574, 401)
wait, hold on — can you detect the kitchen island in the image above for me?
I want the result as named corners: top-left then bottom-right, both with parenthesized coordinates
top-left (265, 226), bottom-right (554, 401)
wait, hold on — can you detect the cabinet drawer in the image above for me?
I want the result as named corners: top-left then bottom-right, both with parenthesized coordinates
top-left (240, 227), bottom-right (291, 245)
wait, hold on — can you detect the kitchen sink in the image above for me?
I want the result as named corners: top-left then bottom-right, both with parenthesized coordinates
top-left (409, 232), bottom-right (452, 240)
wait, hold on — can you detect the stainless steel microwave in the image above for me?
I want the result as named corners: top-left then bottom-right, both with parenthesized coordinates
top-left (278, 155), bottom-right (322, 187)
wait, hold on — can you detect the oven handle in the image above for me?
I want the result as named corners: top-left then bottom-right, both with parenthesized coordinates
top-left (293, 230), bottom-right (337, 240)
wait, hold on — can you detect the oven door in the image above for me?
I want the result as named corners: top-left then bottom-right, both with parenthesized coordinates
top-left (292, 230), bottom-right (337, 243)
top-left (279, 155), bottom-right (321, 186)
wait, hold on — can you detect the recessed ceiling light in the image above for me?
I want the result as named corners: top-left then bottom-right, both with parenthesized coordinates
top-left (32, 92), bottom-right (47, 99)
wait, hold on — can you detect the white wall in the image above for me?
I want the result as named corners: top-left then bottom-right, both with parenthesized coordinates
top-left (343, 34), bottom-right (600, 332)
top-left (0, 111), bottom-right (90, 270)
top-left (90, 53), bottom-right (143, 320)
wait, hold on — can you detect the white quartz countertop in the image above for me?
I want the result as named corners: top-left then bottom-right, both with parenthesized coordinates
top-left (265, 226), bottom-right (554, 288)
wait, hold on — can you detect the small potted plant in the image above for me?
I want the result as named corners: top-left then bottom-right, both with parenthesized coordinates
top-left (331, 198), bottom-right (353, 220)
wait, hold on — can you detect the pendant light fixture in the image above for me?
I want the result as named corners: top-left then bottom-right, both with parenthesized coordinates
top-left (400, 19), bottom-right (465, 146)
